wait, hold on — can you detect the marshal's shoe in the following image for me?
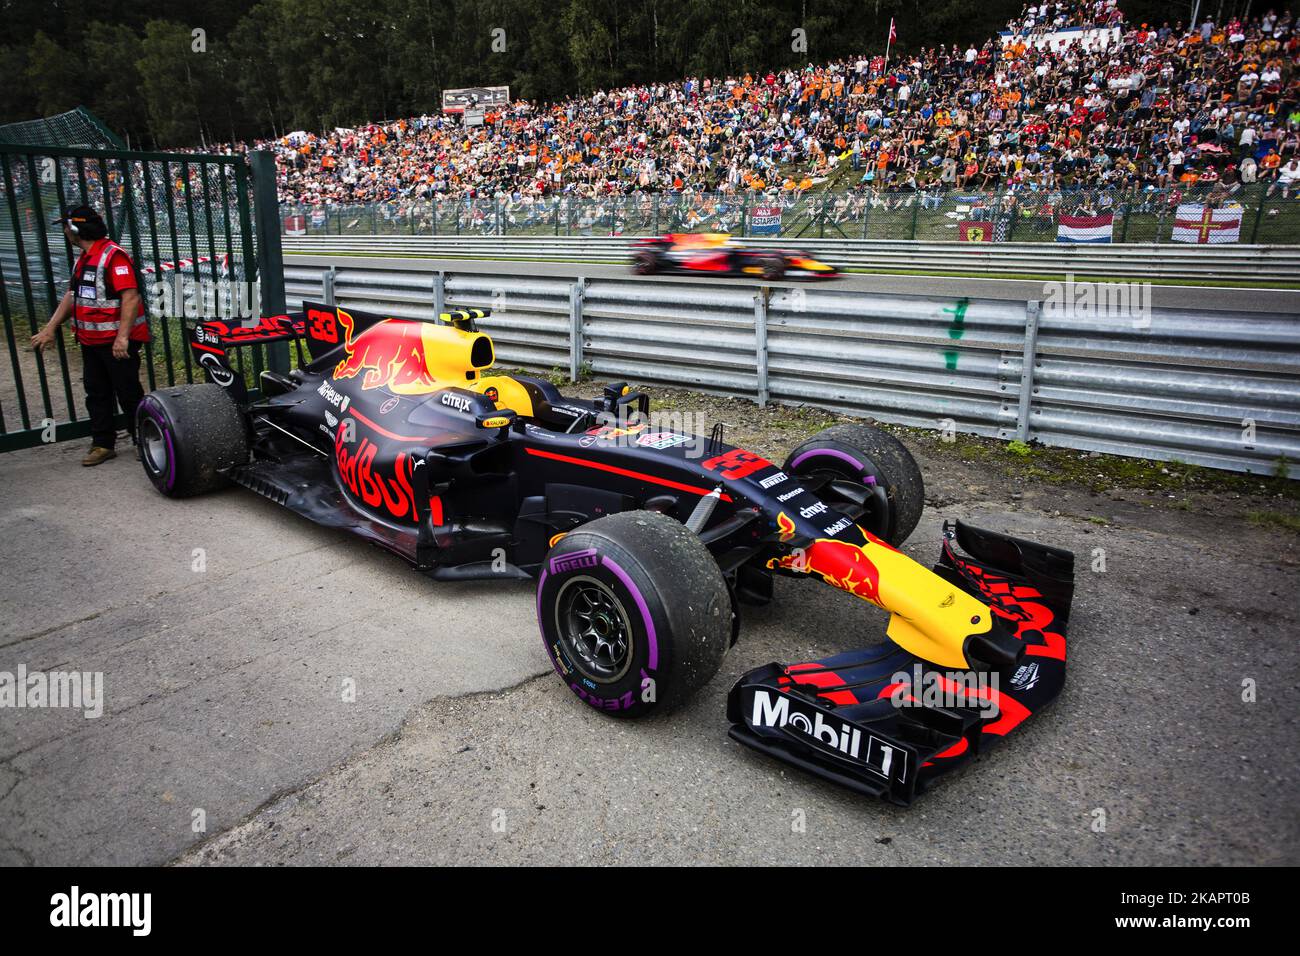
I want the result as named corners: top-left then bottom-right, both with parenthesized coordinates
top-left (81, 446), bottom-right (117, 467)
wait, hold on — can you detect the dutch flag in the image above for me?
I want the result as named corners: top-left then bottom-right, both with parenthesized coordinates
top-left (1056, 212), bottom-right (1114, 243)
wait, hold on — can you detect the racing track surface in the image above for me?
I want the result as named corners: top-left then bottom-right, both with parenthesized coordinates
top-left (1, 424), bottom-right (1298, 866)
top-left (284, 254), bottom-right (1300, 313)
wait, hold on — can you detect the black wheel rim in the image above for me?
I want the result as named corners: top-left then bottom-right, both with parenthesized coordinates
top-left (555, 575), bottom-right (634, 683)
top-left (140, 415), bottom-right (169, 477)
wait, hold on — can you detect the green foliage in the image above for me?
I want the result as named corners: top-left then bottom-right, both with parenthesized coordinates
top-left (1005, 440), bottom-right (1033, 458)
top-left (1246, 510), bottom-right (1300, 534)
top-left (0, 0), bottom-right (1024, 147)
top-left (25, 31), bottom-right (80, 118)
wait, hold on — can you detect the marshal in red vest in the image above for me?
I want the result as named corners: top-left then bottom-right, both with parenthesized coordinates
top-left (70, 239), bottom-right (151, 346)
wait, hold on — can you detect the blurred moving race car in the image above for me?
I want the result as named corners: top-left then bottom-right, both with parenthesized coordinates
top-left (632, 233), bottom-right (838, 280)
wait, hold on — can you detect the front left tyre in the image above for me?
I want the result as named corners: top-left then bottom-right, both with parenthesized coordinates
top-left (538, 510), bottom-right (732, 718)
top-left (136, 384), bottom-right (249, 497)
top-left (633, 250), bottom-right (658, 275)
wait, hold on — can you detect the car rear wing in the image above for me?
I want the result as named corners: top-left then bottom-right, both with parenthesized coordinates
top-left (188, 303), bottom-right (493, 403)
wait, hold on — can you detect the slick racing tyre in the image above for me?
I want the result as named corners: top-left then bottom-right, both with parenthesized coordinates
top-left (633, 250), bottom-right (658, 275)
top-left (538, 510), bottom-right (732, 718)
top-left (760, 255), bottom-right (786, 281)
top-left (136, 384), bottom-right (249, 498)
top-left (784, 423), bottom-right (924, 546)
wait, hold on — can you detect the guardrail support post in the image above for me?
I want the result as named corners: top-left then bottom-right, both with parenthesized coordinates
top-left (433, 271), bottom-right (445, 318)
top-left (755, 288), bottom-right (770, 407)
top-left (569, 277), bottom-right (585, 382)
top-left (1016, 300), bottom-right (1041, 443)
top-left (323, 265), bottom-right (336, 306)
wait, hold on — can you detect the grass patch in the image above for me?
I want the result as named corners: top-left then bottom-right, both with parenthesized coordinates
top-left (879, 421), bottom-right (1300, 501)
top-left (1246, 510), bottom-right (1300, 534)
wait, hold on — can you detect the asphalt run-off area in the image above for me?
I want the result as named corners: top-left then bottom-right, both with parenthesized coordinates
top-left (1, 400), bottom-right (1297, 866)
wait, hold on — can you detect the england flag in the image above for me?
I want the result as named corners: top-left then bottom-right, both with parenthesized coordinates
top-left (1056, 212), bottom-right (1114, 243)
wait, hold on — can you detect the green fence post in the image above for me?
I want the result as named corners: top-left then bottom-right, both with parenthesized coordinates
top-left (909, 195), bottom-right (920, 240)
top-left (1250, 183), bottom-right (1268, 243)
top-left (249, 150), bottom-right (288, 374)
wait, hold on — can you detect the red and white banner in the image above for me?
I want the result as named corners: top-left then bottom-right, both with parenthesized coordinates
top-left (142, 253), bottom-right (230, 276)
top-left (749, 205), bottom-right (783, 235)
top-left (1171, 204), bottom-right (1242, 244)
top-left (283, 214), bottom-right (307, 236)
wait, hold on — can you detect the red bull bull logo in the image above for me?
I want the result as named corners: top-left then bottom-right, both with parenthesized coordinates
top-left (770, 518), bottom-right (1000, 670)
top-left (768, 535), bottom-right (883, 607)
top-left (333, 311), bottom-right (437, 393)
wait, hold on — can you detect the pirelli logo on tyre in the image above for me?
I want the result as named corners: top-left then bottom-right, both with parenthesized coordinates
top-left (550, 548), bottom-right (600, 575)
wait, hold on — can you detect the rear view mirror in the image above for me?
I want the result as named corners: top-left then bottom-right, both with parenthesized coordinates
top-left (477, 410), bottom-right (516, 431)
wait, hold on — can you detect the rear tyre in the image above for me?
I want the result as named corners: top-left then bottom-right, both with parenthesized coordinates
top-left (538, 510), bottom-right (732, 718)
top-left (784, 423), bottom-right (924, 546)
top-left (761, 255), bottom-right (786, 281)
top-left (136, 384), bottom-right (249, 498)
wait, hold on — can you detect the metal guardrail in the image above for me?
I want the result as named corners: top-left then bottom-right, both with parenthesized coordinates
top-left (285, 256), bottom-right (1300, 477)
top-left (282, 235), bottom-right (1300, 282)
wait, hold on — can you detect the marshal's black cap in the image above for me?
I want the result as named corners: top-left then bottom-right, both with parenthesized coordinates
top-left (51, 204), bottom-right (107, 238)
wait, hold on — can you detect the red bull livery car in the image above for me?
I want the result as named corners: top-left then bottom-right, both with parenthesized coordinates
top-left (137, 302), bottom-right (1074, 805)
top-left (632, 233), bottom-right (839, 280)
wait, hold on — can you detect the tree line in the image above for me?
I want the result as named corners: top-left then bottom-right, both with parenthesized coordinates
top-left (0, 0), bottom-right (1190, 149)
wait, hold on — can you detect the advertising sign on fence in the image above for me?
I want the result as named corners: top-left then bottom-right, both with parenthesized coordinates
top-left (441, 86), bottom-right (510, 114)
top-left (749, 205), bottom-right (783, 236)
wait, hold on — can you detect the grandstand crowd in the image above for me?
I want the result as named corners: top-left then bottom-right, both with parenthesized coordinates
top-left (236, 1), bottom-right (1300, 207)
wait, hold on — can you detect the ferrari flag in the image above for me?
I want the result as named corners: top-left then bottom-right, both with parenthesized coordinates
top-left (1056, 212), bottom-right (1113, 243)
top-left (1171, 204), bottom-right (1243, 244)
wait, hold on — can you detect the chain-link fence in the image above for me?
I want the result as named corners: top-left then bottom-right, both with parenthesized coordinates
top-left (282, 183), bottom-right (1300, 245)
top-left (1, 144), bottom-right (265, 451)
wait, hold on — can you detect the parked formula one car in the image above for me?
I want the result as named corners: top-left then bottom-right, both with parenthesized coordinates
top-left (631, 233), bottom-right (838, 280)
top-left (138, 301), bottom-right (1073, 804)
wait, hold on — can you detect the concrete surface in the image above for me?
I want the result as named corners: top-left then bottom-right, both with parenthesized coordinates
top-left (1, 431), bottom-right (1298, 866)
